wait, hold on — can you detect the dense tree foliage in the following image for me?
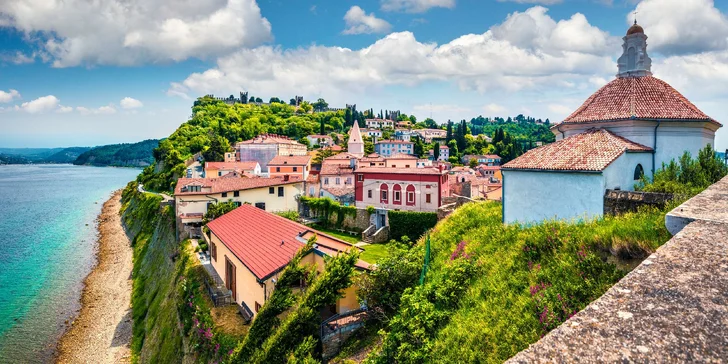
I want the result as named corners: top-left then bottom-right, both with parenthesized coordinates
top-left (637, 144), bottom-right (728, 195)
top-left (74, 139), bottom-right (159, 167)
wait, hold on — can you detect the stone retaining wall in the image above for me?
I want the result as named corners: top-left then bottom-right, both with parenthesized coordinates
top-left (603, 189), bottom-right (679, 215)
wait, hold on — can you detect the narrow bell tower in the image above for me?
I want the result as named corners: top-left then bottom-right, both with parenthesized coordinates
top-left (617, 20), bottom-right (652, 78)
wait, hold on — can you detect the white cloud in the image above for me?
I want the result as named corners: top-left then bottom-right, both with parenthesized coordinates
top-left (0, 51), bottom-right (35, 65)
top-left (20, 95), bottom-right (60, 113)
top-left (0, 0), bottom-right (272, 67)
top-left (57, 105), bottom-right (73, 113)
top-left (76, 105), bottom-right (117, 115)
top-left (484, 103), bottom-right (507, 113)
top-left (413, 104), bottom-right (470, 113)
top-left (0, 89), bottom-right (21, 103)
top-left (381, 0), bottom-right (455, 13)
top-left (171, 7), bottom-right (614, 100)
top-left (634, 0), bottom-right (728, 55)
top-left (548, 103), bottom-right (572, 114)
top-left (343, 6), bottom-right (392, 35)
top-left (120, 97), bottom-right (144, 109)
top-left (496, 0), bottom-right (562, 4)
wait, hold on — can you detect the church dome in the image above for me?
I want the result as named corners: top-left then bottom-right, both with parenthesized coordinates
top-left (559, 76), bottom-right (720, 126)
top-left (627, 22), bottom-right (644, 36)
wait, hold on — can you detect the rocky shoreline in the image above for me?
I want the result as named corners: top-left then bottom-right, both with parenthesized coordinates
top-left (55, 190), bottom-right (133, 363)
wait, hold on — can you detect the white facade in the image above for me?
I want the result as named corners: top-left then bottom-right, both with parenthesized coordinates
top-left (555, 120), bottom-right (718, 172)
top-left (176, 183), bottom-right (304, 220)
top-left (503, 152), bottom-right (652, 224)
top-left (375, 141), bottom-right (414, 156)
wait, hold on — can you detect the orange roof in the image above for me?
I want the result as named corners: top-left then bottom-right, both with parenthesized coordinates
top-left (502, 129), bottom-right (652, 172)
top-left (322, 186), bottom-right (354, 197)
top-left (320, 163), bottom-right (354, 176)
top-left (387, 153), bottom-right (417, 160)
top-left (357, 166), bottom-right (445, 175)
top-left (561, 76), bottom-right (719, 126)
top-left (207, 204), bottom-right (364, 280)
top-left (205, 161), bottom-right (258, 171)
top-left (175, 176), bottom-right (302, 196)
top-left (268, 155), bottom-right (311, 166)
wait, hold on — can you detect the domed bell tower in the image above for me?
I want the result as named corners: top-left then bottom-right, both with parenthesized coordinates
top-left (617, 21), bottom-right (652, 78)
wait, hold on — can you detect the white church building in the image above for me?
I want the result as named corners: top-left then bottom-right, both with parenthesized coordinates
top-left (502, 22), bottom-right (722, 225)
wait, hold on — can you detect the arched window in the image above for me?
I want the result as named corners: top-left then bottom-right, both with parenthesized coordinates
top-left (393, 184), bottom-right (402, 205)
top-left (627, 47), bottom-right (636, 70)
top-left (634, 164), bottom-right (644, 180)
top-left (380, 183), bottom-right (389, 203)
top-left (406, 185), bottom-right (416, 206)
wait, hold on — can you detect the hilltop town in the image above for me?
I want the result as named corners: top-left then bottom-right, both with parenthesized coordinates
top-left (117, 22), bottom-right (728, 364)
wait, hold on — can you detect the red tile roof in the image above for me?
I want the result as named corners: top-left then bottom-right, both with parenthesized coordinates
top-left (268, 155), bottom-right (311, 166)
top-left (561, 76), bottom-right (720, 126)
top-left (387, 153), bottom-right (417, 159)
top-left (205, 161), bottom-right (259, 171)
top-left (357, 166), bottom-right (445, 175)
top-left (322, 186), bottom-right (354, 197)
top-left (207, 204), bottom-right (364, 279)
top-left (502, 128), bottom-right (653, 172)
top-left (320, 163), bottom-right (354, 176)
top-left (175, 176), bottom-right (301, 196)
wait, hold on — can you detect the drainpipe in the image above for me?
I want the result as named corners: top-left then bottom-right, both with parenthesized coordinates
top-left (555, 124), bottom-right (565, 140)
top-left (652, 121), bottom-right (660, 175)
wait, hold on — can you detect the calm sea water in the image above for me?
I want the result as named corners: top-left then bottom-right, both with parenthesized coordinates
top-left (0, 165), bottom-right (139, 363)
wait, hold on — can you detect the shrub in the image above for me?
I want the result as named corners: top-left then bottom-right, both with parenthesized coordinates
top-left (275, 210), bottom-right (300, 221)
top-left (637, 144), bottom-right (728, 195)
top-left (388, 210), bottom-right (438, 242)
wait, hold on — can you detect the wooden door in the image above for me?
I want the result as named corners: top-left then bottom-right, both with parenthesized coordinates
top-left (225, 257), bottom-right (236, 301)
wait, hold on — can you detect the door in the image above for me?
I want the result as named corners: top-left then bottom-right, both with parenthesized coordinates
top-left (225, 257), bottom-right (236, 301)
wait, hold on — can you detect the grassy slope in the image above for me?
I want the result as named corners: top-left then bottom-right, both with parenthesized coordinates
top-left (120, 183), bottom-right (185, 363)
top-left (367, 200), bottom-right (672, 363)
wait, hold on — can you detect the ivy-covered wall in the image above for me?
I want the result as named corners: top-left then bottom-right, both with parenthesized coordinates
top-left (388, 210), bottom-right (438, 241)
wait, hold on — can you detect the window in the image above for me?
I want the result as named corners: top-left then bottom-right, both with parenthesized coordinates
top-left (255, 301), bottom-right (261, 313)
top-left (426, 194), bottom-right (432, 203)
top-left (276, 167), bottom-right (281, 172)
top-left (335, 177), bottom-right (341, 185)
top-left (234, 201), bottom-right (242, 207)
top-left (634, 164), bottom-right (644, 180)
top-left (222, 192), bottom-right (228, 198)
top-left (394, 190), bottom-right (401, 202)
top-left (269, 187), bottom-right (275, 194)
top-left (211, 242), bottom-right (217, 261)
top-left (368, 190), bottom-right (372, 198)
top-left (293, 167), bottom-right (298, 172)
top-left (324, 177), bottom-right (329, 185)
top-left (309, 186), bottom-right (315, 195)
top-left (233, 191), bottom-right (240, 197)
top-left (406, 184), bottom-right (416, 205)
top-left (218, 171), bottom-right (222, 176)
top-left (346, 177), bottom-right (352, 185)
top-left (278, 186), bottom-right (284, 197)
top-left (357, 174), bottom-right (364, 182)
top-left (380, 183), bottom-right (388, 203)
top-left (255, 202), bottom-right (266, 210)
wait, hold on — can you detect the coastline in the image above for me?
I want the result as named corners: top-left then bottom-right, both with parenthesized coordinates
top-left (55, 190), bottom-right (133, 363)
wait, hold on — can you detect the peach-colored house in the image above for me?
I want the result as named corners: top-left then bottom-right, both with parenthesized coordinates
top-left (267, 155), bottom-right (312, 180)
top-left (204, 161), bottom-right (261, 178)
top-left (204, 204), bottom-right (370, 318)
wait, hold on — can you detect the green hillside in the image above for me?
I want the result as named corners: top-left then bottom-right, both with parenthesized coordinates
top-left (73, 139), bottom-right (159, 167)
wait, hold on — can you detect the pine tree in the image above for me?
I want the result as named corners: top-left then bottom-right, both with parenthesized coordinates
top-left (446, 121), bottom-right (453, 143)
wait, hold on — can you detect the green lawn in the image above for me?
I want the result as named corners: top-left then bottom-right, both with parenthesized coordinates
top-left (312, 225), bottom-right (361, 245)
top-left (361, 243), bottom-right (390, 264)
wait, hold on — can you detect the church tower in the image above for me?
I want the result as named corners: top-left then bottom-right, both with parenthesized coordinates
top-left (348, 122), bottom-right (365, 158)
top-left (617, 21), bottom-right (652, 78)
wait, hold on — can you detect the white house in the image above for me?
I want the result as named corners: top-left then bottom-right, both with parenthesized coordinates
top-left (502, 22), bottom-right (721, 225)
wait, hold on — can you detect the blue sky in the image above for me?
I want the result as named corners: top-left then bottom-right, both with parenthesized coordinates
top-left (1, 0), bottom-right (728, 150)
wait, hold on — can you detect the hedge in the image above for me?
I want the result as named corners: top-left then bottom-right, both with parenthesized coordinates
top-left (388, 210), bottom-right (438, 242)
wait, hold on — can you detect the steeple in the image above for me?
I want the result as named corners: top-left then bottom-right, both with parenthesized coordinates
top-left (617, 20), bottom-right (652, 78)
top-left (348, 122), bottom-right (364, 158)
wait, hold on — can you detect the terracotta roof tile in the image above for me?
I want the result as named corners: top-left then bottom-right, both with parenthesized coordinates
top-left (322, 186), bottom-right (355, 197)
top-left (175, 176), bottom-right (302, 196)
top-left (320, 164), bottom-right (354, 176)
top-left (268, 155), bottom-right (311, 166)
top-left (502, 128), bottom-right (653, 172)
top-left (562, 76), bottom-right (720, 126)
top-left (207, 204), bottom-right (361, 280)
top-left (205, 161), bottom-right (258, 171)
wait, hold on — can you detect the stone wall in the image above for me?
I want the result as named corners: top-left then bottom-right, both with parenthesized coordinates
top-left (603, 189), bottom-right (679, 216)
top-left (327, 208), bottom-right (374, 232)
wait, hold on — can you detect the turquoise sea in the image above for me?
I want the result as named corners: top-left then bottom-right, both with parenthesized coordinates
top-left (0, 165), bottom-right (139, 363)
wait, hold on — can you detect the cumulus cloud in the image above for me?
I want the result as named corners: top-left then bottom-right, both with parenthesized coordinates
top-left (634, 0), bottom-right (728, 55)
top-left (380, 0), bottom-right (455, 13)
top-left (496, 0), bottom-right (562, 4)
top-left (20, 95), bottom-right (60, 113)
top-left (343, 6), bottom-right (392, 35)
top-left (0, 0), bottom-right (272, 67)
top-left (57, 105), bottom-right (73, 113)
top-left (484, 103), bottom-right (507, 113)
top-left (0, 89), bottom-right (21, 103)
top-left (77, 105), bottom-right (117, 115)
top-left (413, 104), bottom-right (470, 113)
top-left (170, 7), bottom-right (614, 101)
top-left (120, 97), bottom-right (144, 109)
